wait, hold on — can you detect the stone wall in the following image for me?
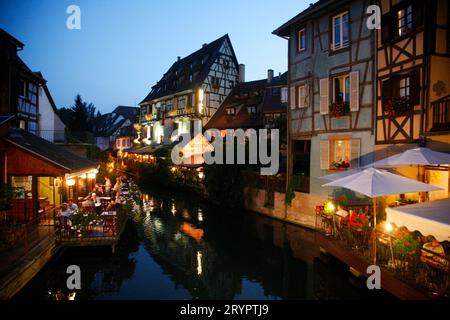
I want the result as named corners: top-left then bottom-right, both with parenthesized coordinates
top-left (244, 187), bottom-right (326, 229)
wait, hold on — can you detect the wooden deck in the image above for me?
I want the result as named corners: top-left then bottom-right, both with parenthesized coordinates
top-left (315, 232), bottom-right (429, 300)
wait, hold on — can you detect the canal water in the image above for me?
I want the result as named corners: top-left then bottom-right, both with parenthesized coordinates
top-left (15, 190), bottom-right (392, 300)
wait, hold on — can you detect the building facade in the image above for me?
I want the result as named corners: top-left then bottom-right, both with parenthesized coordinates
top-left (138, 34), bottom-right (240, 146)
top-left (375, 0), bottom-right (450, 199)
top-left (274, 0), bottom-right (377, 227)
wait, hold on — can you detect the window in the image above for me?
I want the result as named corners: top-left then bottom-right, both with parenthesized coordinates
top-left (333, 139), bottom-right (350, 164)
top-left (332, 12), bottom-right (349, 50)
top-left (247, 106), bottom-right (256, 114)
top-left (271, 87), bottom-right (280, 96)
top-left (398, 76), bottom-right (410, 98)
top-left (397, 5), bottom-right (412, 37)
top-left (189, 74), bottom-right (193, 82)
top-left (297, 85), bottom-right (307, 108)
top-left (333, 74), bottom-right (350, 102)
top-left (178, 96), bottom-right (186, 109)
top-left (19, 119), bottom-right (26, 130)
top-left (226, 107), bottom-right (235, 116)
top-left (281, 87), bottom-right (288, 103)
top-left (229, 81), bottom-right (234, 89)
top-left (19, 79), bottom-right (26, 97)
top-left (298, 28), bottom-right (306, 51)
top-left (28, 121), bottom-right (38, 134)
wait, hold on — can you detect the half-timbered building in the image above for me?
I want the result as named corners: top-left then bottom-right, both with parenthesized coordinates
top-left (138, 34), bottom-right (240, 146)
top-left (376, 0), bottom-right (450, 198)
top-left (274, 0), bottom-right (377, 227)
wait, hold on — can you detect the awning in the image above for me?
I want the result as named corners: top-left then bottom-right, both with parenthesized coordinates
top-left (385, 198), bottom-right (450, 241)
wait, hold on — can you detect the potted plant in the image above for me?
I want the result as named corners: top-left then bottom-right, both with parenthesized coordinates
top-left (330, 101), bottom-right (350, 118)
top-left (383, 96), bottom-right (411, 118)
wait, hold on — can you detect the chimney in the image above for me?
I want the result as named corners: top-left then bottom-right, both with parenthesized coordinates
top-left (267, 69), bottom-right (274, 83)
top-left (177, 56), bottom-right (181, 61)
top-left (202, 43), bottom-right (207, 48)
top-left (239, 64), bottom-right (245, 83)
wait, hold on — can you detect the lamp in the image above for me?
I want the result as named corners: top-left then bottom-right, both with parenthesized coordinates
top-left (66, 179), bottom-right (76, 186)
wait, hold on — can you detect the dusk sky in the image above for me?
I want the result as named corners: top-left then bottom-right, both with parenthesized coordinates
top-left (0, 0), bottom-right (309, 114)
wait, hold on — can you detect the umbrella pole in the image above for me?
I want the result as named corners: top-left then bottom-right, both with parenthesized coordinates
top-left (373, 199), bottom-right (377, 265)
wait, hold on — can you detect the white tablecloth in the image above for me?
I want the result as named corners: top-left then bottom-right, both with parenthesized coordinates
top-left (385, 198), bottom-right (450, 242)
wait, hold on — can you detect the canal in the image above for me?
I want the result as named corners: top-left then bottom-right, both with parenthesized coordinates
top-left (14, 189), bottom-right (392, 300)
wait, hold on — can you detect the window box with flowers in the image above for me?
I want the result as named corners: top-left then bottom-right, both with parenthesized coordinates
top-left (330, 101), bottom-right (350, 118)
top-left (383, 96), bottom-right (411, 119)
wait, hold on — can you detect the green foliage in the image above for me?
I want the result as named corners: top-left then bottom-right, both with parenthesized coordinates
top-left (272, 116), bottom-right (287, 145)
top-left (86, 144), bottom-right (101, 160)
top-left (393, 233), bottom-right (420, 254)
top-left (138, 157), bottom-right (175, 189)
top-left (204, 163), bottom-right (245, 209)
top-left (71, 212), bottom-right (100, 229)
top-left (0, 182), bottom-right (16, 211)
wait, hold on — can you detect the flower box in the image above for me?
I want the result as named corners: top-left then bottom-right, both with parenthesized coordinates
top-left (330, 101), bottom-right (350, 118)
top-left (383, 96), bottom-right (411, 118)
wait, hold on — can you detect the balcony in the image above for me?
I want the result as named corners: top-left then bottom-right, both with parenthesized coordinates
top-left (429, 95), bottom-right (450, 132)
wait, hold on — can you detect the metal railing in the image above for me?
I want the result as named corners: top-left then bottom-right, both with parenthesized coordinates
top-left (429, 95), bottom-right (450, 131)
top-left (0, 211), bottom-right (55, 276)
top-left (315, 208), bottom-right (450, 298)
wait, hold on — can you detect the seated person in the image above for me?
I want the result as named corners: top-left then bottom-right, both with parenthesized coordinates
top-left (58, 203), bottom-right (72, 218)
top-left (67, 199), bottom-right (78, 213)
top-left (83, 188), bottom-right (97, 201)
top-left (82, 193), bottom-right (96, 207)
top-left (106, 197), bottom-right (118, 212)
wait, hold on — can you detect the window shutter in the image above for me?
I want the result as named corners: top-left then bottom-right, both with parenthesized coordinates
top-left (381, 79), bottom-right (391, 108)
top-left (320, 140), bottom-right (330, 170)
top-left (298, 86), bottom-right (305, 108)
top-left (173, 97), bottom-right (178, 109)
top-left (410, 69), bottom-right (421, 106)
top-left (319, 78), bottom-right (329, 115)
top-left (350, 71), bottom-right (359, 111)
top-left (413, 3), bottom-right (424, 29)
top-left (381, 13), bottom-right (392, 43)
top-left (290, 86), bottom-right (297, 109)
top-left (350, 139), bottom-right (361, 168)
top-left (192, 93), bottom-right (196, 107)
top-left (304, 83), bottom-right (310, 108)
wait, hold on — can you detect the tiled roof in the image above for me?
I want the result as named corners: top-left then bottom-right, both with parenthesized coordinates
top-left (5, 128), bottom-right (97, 172)
top-left (140, 34), bottom-right (238, 104)
top-left (205, 73), bottom-right (287, 130)
top-left (93, 106), bottom-right (138, 137)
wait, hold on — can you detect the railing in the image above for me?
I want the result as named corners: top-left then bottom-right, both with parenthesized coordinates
top-left (39, 130), bottom-right (66, 143)
top-left (315, 208), bottom-right (450, 298)
top-left (0, 211), bottom-right (55, 276)
top-left (429, 95), bottom-right (450, 131)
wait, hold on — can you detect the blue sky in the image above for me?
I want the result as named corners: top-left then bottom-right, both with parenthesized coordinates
top-left (0, 0), bottom-right (309, 114)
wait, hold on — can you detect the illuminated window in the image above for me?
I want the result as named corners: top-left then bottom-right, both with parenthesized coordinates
top-left (397, 5), bottom-right (412, 37)
top-left (226, 107), bottom-right (235, 116)
top-left (333, 139), bottom-right (350, 163)
top-left (332, 12), bottom-right (349, 50)
top-left (247, 106), bottom-right (256, 114)
top-left (333, 74), bottom-right (350, 102)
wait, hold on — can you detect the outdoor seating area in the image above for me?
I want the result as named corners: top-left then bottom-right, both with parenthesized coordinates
top-left (55, 176), bottom-right (136, 242)
top-left (315, 148), bottom-right (450, 298)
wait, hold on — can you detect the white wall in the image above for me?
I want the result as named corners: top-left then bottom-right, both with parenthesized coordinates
top-left (38, 87), bottom-right (65, 142)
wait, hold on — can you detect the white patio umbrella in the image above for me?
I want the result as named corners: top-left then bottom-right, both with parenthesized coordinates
top-left (370, 147), bottom-right (450, 167)
top-left (322, 167), bottom-right (442, 263)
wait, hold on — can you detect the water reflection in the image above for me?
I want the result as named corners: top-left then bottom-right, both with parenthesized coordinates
top-left (15, 190), bottom-right (392, 300)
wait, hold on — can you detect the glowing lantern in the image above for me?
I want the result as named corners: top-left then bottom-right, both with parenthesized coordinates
top-left (66, 179), bottom-right (76, 186)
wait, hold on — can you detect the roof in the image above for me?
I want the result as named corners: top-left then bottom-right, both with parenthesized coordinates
top-left (273, 0), bottom-right (336, 37)
top-left (140, 34), bottom-right (238, 104)
top-left (93, 106), bottom-right (138, 137)
top-left (0, 28), bottom-right (24, 49)
top-left (5, 128), bottom-right (97, 172)
top-left (205, 72), bottom-right (287, 130)
top-left (0, 115), bottom-right (15, 128)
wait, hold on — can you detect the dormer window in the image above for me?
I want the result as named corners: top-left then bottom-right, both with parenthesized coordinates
top-left (226, 107), bottom-right (235, 116)
top-left (247, 106), bottom-right (256, 114)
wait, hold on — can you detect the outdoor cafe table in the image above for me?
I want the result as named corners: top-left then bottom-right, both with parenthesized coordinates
top-left (385, 198), bottom-right (450, 242)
